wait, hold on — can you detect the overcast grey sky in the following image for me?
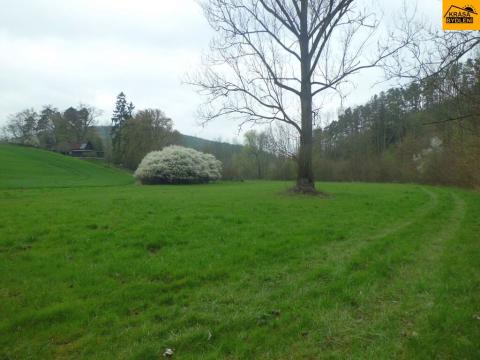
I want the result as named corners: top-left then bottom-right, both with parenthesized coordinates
top-left (0, 0), bottom-right (440, 141)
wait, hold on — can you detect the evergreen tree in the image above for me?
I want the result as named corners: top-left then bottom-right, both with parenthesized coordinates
top-left (111, 92), bottom-right (135, 163)
top-left (111, 92), bottom-right (132, 134)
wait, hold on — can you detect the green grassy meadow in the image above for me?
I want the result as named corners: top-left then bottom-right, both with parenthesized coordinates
top-left (1, 144), bottom-right (479, 359)
top-left (0, 144), bottom-right (133, 188)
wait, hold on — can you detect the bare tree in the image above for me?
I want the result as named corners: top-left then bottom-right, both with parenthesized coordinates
top-left (383, 7), bottom-right (480, 83)
top-left (383, 4), bottom-right (480, 118)
top-left (135, 109), bottom-right (174, 143)
top-left (63, 105), bottom-right (101, 143)
top-left (266, 123), bottom-right (299, 159)
top-left (3, 109), bottom-right (39, 145)
top-left (244, 129), bottom-right (269, 178)
top-left (191, 0), bottom-right (411, 192)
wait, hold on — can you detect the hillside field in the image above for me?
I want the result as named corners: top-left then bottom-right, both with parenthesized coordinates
top-left (0, 145), bottom-right (479, 359)
top-left (0, 144), bottom-right (133, 188)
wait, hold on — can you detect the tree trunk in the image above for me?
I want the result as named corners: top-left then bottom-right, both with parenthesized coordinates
top-left (297, 95), bottom-right (315, 192)
top-left (296, 0), bottom-right (315, 193)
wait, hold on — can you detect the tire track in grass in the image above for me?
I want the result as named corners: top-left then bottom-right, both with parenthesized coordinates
top-left (217, 187), bottom-right (442, 310)
top-left (299, 186), bottom-right (440, 274)
top-left (205, 187), bottom-right (446, 358)
top-left (229, 186), bottom-right (443, 307)
top-left (272, 189), bottom-right (457, 358)
top-left (190, 186), bottom-right (440, 305)
top-left (368, 187), bottom-right (439, 241)
top-left (394, 193), bottom-right (474, 359)
top-left (339, 191), bottom-right (466, 358)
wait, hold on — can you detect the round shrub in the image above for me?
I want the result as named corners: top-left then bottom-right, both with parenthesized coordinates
top-left (134, 145), bottom-right (222, 184)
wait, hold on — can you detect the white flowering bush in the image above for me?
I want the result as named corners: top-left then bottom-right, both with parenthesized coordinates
top-left (134, 145), bottom-right (222, 184)
top-left (413, 137), bottom-right (443, 174)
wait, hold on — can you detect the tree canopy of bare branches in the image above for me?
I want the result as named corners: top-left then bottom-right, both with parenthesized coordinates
top-left (191, 0), bottom-right (412, 192)
top-left (383, 7), bottom-right (479, 127)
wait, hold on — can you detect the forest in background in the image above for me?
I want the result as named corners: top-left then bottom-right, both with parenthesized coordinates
top-left (313, 57), bottom-right (480, 188)
top-left (2, 57), bottom-right (479, 188)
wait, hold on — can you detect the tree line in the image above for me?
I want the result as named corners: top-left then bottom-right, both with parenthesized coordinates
top-left (0, 92), bottom-right (295, 180)
top-left (1, 105), bottom-right (104, 153)
top-left (3, 63), bottom-right (478, 188)
top-left (227, 56), bottom-right (480, 188)
top-left (312, 57), bottom-right (480, 188)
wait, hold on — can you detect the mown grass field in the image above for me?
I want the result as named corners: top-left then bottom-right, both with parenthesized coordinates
top-left (1, 144), bottom-right (479, 359)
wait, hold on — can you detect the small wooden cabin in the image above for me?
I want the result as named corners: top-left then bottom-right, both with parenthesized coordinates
top-left (68, 141), bottom-right (103, 158)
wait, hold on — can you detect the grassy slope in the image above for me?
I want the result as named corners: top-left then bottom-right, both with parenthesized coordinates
top-left (0, 144), bottom-right (133, 188)
top-left (0, 146), bottom-right (479, 359)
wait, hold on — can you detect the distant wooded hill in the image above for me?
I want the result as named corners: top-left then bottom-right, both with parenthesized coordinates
top-left (95, 125), bottom-right (243, 154)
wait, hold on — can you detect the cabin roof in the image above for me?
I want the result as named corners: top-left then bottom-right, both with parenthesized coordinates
top-left (71, 141), bottom-right (93, 151)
